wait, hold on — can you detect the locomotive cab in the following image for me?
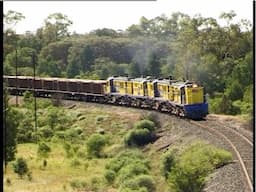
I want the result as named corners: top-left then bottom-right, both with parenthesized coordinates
top-left (182, 82), bottom-right (208, 119)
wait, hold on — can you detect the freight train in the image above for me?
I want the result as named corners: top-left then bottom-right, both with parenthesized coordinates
top-left (4, 75), bottom-right (208, 119)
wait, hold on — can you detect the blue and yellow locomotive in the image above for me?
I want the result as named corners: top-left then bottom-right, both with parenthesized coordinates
top-left (106, 77), bottom-right (208, 119)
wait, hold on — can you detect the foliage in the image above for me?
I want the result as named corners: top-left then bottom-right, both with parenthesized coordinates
top-left (86, 134), bottom-right (107, 158)
top-left (70, 179), bottom-right (88, 190)
top-left (125, 119), bottom-right (156, 146)
top-left (3, 10), bottom-right (253, 116)
top-left (124, 129), bottom-right (153, 146)
top-left (3, 88), bottom-right (22, 167)
top-left (37, 142), bottom-right (51, 159)
top-left (105, 150), bottom-right (155, 191)
top-left (120, 175), bottom-right (156, 192)
top-left (161, 148), bottom-right (178, 179)
top-left (70, 158), bottom-right (81, 167)
top-left (104, 170), bottom-right (116, 184)
top-left (134, 119), bottom-right (155, 131)
top-left (12, 157), bottom-right (29, 178)
top-left (166, 141), bottom-right (232, 192)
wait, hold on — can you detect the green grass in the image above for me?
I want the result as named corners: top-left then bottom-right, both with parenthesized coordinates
top-left (4, 97), bottom-right (233, 192)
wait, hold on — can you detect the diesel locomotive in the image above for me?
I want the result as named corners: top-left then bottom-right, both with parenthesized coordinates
top-left (4, 75), bottom-right (208, 119)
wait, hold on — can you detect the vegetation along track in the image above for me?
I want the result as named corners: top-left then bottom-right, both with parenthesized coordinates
top-left (189, 118), bottom-right (253, 192)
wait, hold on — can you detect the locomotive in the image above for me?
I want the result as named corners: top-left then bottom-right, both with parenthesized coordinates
top-left (4, 75), bottom-right (208, 119)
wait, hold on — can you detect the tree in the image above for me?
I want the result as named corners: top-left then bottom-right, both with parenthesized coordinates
top-left (80, 45), bottom-right (95, 72)
top-left (4, 10), bottom-right (25, 31)
top-left (91, 28), bottom-right (119, 37)
top-left (148, 52), bottom-right (160, 77)
top-left (4, 10), bottom-right (25, 63)
top-left (38, 13), bottom-right (73, 45)
top-left (3, 87), bottom-right (21, 170)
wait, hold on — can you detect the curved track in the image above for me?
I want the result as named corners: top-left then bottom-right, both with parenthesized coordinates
top-left (189, 119), bottom-right (253, 192)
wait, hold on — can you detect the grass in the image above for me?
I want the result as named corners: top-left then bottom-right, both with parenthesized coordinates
top-left (4, 98), bottom-right (142, 192)
top-left (4, 97), bottom-right (234, 192)
top-left (4, 142), bottom-right (111, 192)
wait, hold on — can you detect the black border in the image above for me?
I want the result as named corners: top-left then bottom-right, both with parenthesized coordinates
top-left (253, 0), bottom-right (255, 190)
top-left (1, 1), bottom-right (4, 192)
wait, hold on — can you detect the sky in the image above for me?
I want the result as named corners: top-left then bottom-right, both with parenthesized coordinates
top-left (3, 0), bottom-right (253, 34)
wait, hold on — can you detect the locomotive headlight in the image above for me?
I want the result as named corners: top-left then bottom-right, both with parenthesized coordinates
top-left (192, 84), bottom-right (198, 88)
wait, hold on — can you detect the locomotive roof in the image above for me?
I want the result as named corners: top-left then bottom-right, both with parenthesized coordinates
top-left (132, 78), bottom-right (148, 83)
top-left (108, 76), bottom-right (130, 81)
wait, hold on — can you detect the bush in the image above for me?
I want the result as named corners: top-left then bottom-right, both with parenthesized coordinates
top-left (161, 149), bottom-right (178, 179)
top-left (65, 129), bottom-right (80, 142)
top-left (125, 129), bottom-right (154, 146)
top-left (70, 158), bottom-right (81, 167)
top-left (86, 134), bottom-right (106, 158)
top-left (120, 175), bottom-right (156, 192)
top-left (134, 175), bottom-right (156, 192)
top-left (117, 162), bottom-right (149, 184)
top-left (70, 179), bottom-right (88, 190)
top-left (134, 120), bottom-right (155, 131)
top-left (209, 95), bottom-right (240, 115)
top-left (63, 142), bottom-right (74, 158)
top-left (37, 142), bottom-right (51, 158)
top-left (12, 157), bottom-right (29, 178)
top-left (104, 170), bottom-right (116, 184)
top-left (6, 178), bottom-right (11, 186)
top-left (23, 91), bottom-right (33, 105)
top-left (167, 141), bottom-right (232, 192)
top-left (140, 112), bottom-right (160, 128)
top-left (17, 117), bottom-right (35, 143)
top-left (39, 126), bottom-right (54, 139)
top-left (105, 150), bottom-right (153, 191)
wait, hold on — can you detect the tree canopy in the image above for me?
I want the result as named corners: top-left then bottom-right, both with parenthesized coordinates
top-left (3, 10), bottom-right (253, 115)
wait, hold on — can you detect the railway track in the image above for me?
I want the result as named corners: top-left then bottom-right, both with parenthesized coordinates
top-left (189, 119), bottom-right (254, 192)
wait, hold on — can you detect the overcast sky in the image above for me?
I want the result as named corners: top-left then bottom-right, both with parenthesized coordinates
top-left (4, 0), bottom-right (253, 34)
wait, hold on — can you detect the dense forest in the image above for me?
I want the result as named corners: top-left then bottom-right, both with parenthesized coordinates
top-left (3, 10), bottom-right (253, 116)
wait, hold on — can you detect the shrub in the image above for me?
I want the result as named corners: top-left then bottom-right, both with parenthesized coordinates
top-left (105, 170), bottom-right (116, 184)
top-left (117, 162), bottom-right (149, 184)
top-left (63, 142), bottom-right (74, 158)
top-left (70, 179), bottom-right (88, 189)
top-left (134, 175), bottom-right (156, 192)
top-left (17, 118), bottom-right (35, 143)
top-left (140, 112), bottom-right (160, 128)
top-left (37, 142), bottom-right (51, 158)
top-left (134, 120), bottom-right (155, 131)
top-left (39, 126), bottom-right (54, 139)
top-left (23, 91), bottom-right (33, 105)
top-left (161, 149), bottom-right (178, 179)
top-left (120, 175), bottom-right (155, 192)
top-left (105, 150), bottom-right (153, 190)
top-left (124, 129), bottom-right (154, 146)
top-left (70, 158), bottom-right (81, 167)
top-left (6, 178), bottom-right (11, 186)
top-left (95, 115), bottom-right (105, 123)
top-left (86, 134), bottom-right (106, 158)
top-left (65, 129), bottom-right (80, 142)
top-left (27, 171), bottom-right (32, 181)
top-left (12, 157), bottom-right (29, 178)
top-left (55, 131), bottom-right (66, 140)
top-left (167, 141), bottom-right (232, 192)
top-left (106, 150), bottom-right (149, 173)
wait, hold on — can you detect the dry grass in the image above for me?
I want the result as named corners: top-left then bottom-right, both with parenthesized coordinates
top-left (4, 98), bottom-right (146, 192)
